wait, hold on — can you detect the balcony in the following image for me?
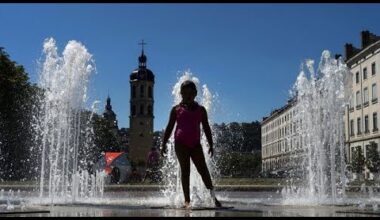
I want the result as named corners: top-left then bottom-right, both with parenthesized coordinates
top-left (356, 105), bottom-right (362, 110)
top-left (373, 128), bottom-right (379, 133)
top-left (364, 101), bottom-right (369, 107)
top-left (372, 98), bottom-right (378, 104)
top-left (349, 107), bottom-right (354, 112)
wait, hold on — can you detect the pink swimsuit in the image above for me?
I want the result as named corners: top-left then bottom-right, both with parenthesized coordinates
top-left (174, 102), bottom-right (202, 148)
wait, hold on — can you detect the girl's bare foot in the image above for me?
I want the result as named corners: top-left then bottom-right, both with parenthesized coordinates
top-left (183, 201), bottom-right (191, 209)
top-left (214, 198), bottom-right (222, 208)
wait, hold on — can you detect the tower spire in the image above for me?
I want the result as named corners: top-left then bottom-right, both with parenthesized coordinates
top-left (106, 95), bottom-right (112, 110)
top-left (138, 40), bottom-right (147, 68)
top-left (139, 39), bottom-right (146, 52)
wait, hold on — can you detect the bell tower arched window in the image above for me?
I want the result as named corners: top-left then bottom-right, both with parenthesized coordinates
top-left (148, 86), bottom-right (152, 98)
top-left (140, 104), bottom-right (144, 115)
top-left (132, 85), bottom-right (136, 98)
top-left (140, 85), bottom-right (144, 98)
top-left (132, 105), bottom-right (136, 116)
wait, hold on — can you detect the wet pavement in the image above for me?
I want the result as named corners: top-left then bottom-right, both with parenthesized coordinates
top-left (1, 190), bottom-right (380, 217)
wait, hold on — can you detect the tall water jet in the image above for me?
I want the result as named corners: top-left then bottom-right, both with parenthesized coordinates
top-left (35, 38), bottom-right (104, 203)
top-left (282, 50), bottom-right (351, 205)
top-left (160, 70), bottom-right (219, 207)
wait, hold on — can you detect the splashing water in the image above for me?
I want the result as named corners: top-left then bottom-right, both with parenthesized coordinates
top-left (281, 50), bottom-right (351, 205)
top-left (160, 70), bottom-right (219, 207)
top-left (34, 38), bottom-right (105, 204)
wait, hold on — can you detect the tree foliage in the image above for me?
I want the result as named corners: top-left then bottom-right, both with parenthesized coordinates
top-left (213, 121), bottom-right (262, 177)
top-left (216, 151), bottom-right (261, 177)
top-left (92, 113), bottom-right (122, 154)
top-left (213, 121), bottom-right (261, 153)
top-left (351, 146), bottom-right (365, 174)
top-left (365, 142), bottom-right (380, 173)
top-left (0, 48), bottom-right (41, 181)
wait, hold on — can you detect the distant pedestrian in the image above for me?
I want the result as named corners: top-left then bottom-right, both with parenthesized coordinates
top-left (143, 147), bottom-right (161, 182)
top-left (128, 167), bottom-right (142, 183)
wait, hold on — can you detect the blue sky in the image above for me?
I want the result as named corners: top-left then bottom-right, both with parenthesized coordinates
top-left (1, 3), bottom-right (380, 131)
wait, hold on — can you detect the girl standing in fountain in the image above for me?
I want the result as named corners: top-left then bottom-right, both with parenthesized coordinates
top-left (160, 80), bottom-right (222, 209)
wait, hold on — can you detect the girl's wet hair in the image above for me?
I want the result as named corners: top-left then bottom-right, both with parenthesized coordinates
top-left (180, 80), bottom-right (197, 94)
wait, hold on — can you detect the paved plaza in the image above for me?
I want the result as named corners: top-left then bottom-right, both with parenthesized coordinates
top-left (1, 190), bottom-right (380, 217)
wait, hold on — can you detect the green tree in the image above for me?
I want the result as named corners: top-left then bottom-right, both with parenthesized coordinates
top-left (214, 121), bottom-right (261, 153)
top-left (351, 146), bottom-right (365, 174)
top-left (217, 151), bottom-right (261, 177)
top-left (0, 47), bottom-right (40, 181)
top-left (92, 114), bottom-right (121, 154)
top-left (241, 121), bottom-right (261, 152)
top-left (365, 142), bottom-right (380, 173)
top-left (213, 121), bottom-right (262, 177)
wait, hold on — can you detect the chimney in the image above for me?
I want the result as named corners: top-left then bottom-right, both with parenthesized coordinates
top-left (345, 43), bottom-right (353, 60)
top-left (361, 30), bottom-right (370, 49)
top-left (369, 32), bottom-right (380, 44)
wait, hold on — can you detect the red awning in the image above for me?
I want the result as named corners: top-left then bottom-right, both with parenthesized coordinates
top-left (105, 152), bottom-right (123, 166)
top-left (104, 152), bottom-right (123, 174)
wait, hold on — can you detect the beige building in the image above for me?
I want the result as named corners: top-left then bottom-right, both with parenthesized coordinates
top-left (261, 98), bottom-right (302, 175)
top-left (344, 30), bottom-right (380, 179)
top-left (262, 31), bottom-right (380, 179)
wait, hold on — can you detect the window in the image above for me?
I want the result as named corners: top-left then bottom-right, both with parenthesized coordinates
top-left (148, 105), bottom-right (152, 115)
top-left (132, 85), bottom-right (136, 98)
top-left (350, 119), bottom-right (354, 136)
top-left (357, 117), bottom-right (361, 135)
top-left (373, 112), bottom-right (378, 131)
top-left (363, 67), bottom-right (368, 80)
top-left (132, 105), bottom-right (136, 116)
top-left (356, 72), bottom-right (360, 84)
top-left (148, 86), bottom-right (152, 98)
top-left (356, 91), bottom-right (361, 106)
top-left (140, 85), bottom-right (144, 98)
top-left (372, 62), bottom-right (376, 76)
top-left (365, 115), bottom-right (369, 133)
top-left (364, 87), bottom-right (369, 105)
top-left (365, 144), bottom-right (371, 158)
top-left (140, 104), bottom-right (144, 115)
top-left (372, 83), bottom-right (378, 103)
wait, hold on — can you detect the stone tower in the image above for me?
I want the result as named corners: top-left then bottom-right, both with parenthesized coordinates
top-left (129, 42), bottom-right (155, 167)
top-left (103, 95), bottom-right (118, 129)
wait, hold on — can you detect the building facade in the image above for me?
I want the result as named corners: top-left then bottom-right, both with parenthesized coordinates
top-left (344, 30), bottom-right (380, 179)
top-left (129, 47), bottom-right (155, 166)
top-left (261, 30), bottom-right (380, 179)
top-left (261, 98), bottom-right (302, 175)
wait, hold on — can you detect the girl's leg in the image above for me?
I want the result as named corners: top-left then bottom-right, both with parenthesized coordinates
top-left (190, 144), bottom-right (213, 190)
top-left (191, 144), bottom-right (222, 207)
top-left (175, 143), bottom-right (191, 203)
